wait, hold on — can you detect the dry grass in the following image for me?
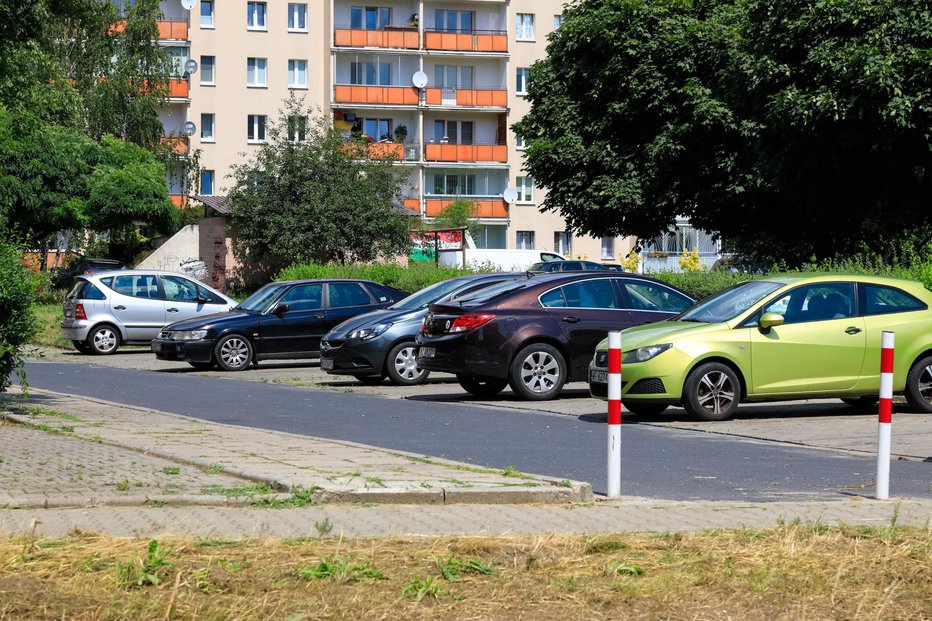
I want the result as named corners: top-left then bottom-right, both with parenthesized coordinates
top-left (0, 523), bottom-right (929, 620)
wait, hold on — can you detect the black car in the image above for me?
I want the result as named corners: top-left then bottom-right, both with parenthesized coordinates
top-left (151, 279), bottom-right (407, 371)
top-left (415, 272), bottom-right (695, 401)
top-left (528, 260), bottom-right (611, 272)
top-left (53, 257), bottom-right (126, 290)
top-left (320, 273), bottom-right (527, 385)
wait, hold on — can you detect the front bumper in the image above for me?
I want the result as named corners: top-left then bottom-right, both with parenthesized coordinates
top-left (319, 338), bottom-right (387, 376)
top-left (151, 338), bottom-right (214, 363)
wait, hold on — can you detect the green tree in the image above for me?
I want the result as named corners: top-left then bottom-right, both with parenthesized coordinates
top-left (229, 98), bottom-right (413, 272)
top-left (430, 198), bottom-right (480, 240)
top-left (0, 239), bottom-right (38, 394)
top-left (515, 0), bottom-right (932, 265)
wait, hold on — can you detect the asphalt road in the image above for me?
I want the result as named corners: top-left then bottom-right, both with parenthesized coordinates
top-left (20, 360), bottom-right (932, 500)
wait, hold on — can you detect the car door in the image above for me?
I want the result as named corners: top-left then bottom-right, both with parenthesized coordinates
top-left (618, 278), bottom-right (694, 326)
top-left (856, 282), bottom-right (930, 386)
top-left (539, 277), bottom-right (632, 378)
top-left (749, 282), bottom-right (865, 394)
top-left (159, 275), bottom-right (228, 323)
top-left (108, 273), bottom-right (166, 340)
top-left (325, 282), bottom-right (382, 336)
top-left (258, 283), bottom-right (326, 355)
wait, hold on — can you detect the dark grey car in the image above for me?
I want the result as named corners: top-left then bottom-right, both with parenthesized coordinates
top-left (320, 273), bottom-right (527, 385)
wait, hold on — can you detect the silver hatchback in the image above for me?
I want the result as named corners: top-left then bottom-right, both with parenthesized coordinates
top-left (61, 270), bottom-right (237, 354)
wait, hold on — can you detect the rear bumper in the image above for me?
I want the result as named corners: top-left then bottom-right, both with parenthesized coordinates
top-left (151, 338), bottom-right (214, 363)
top-left (60, 322), bottom-right (91, 342)
top-left (415, 336), bottom-right (510, 379)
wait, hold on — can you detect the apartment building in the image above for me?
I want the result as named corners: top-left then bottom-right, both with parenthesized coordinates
top-left (152, 0), bottom-right (633, 263)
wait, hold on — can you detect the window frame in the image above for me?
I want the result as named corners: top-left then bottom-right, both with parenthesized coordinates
top-left (516, 176), bottom-right (534, 204)
top-left (200, 0), bottom-right (214, 28)
top-left (247, 114), bottom-right (268, 143)
top-left (246, 57), bottom-right (268, 87)
top-left (287, 2), bottom-right (308, 31)
top-left (288, 59), bottom-right (308, 89)
top-left (516, 67), bottom-right (530, 95)
top-left (200, 169), bottom-right (215, 195)
top-left (200, 113), bottom-right (215, 142)
top-left (246, 1), bottom-right (267, 30)
top-left (200, 55), bottom-right (215, 85)
top-left (515, 13), bottom-right (535, 41)
top-left (516, 231), bottom-right (535, 250)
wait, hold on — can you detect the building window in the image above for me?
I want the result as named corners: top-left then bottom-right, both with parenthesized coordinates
top-left (247, 1), bottom-right (267, 29)
top-left (516, 67), bottom-right (530, 95)
top-left (288, 59), bottom-right (307, 88)
top-left (601, 237), bottom-right (615, 259)
top-left (516, 231), bottom-right (535, 250)
top-left (554, 232), bottom-right (571, 256)
top-left (247, 114), bottom-right (267, 142)
top-left (434, 64), bottom-right (474, 89)
top-left (433, 120), bottom-right (473, 144)
top-left (515, 134), bottom-right (525, 150)
top-left (351, 6), bottom-right (391, 30)
top-left (200, 56), bottom-right (215, 85)
top-left (289, 115), bottom-right (307, 142)
top-left (553, 14), bottom-right (564, 30)
top-left (361, 118), bottom-right (392, 141)
top-left (516, 176), bottom-right (534, 203)
top-left (516, 13), bottom-right (535, 41)
top-left (288, 3), bottom-right (307, 31)
top-left (200, 170), bottom-right (215, 195)
top-left (435, 9), bottom-right (473, 33)
top-left (200, 113), bottom-right (215, 141)
top-left (350, 62), bottom-right (391, 86)
top-left (200, 0), bottom-right (214, 27)
top-left (433, 173), bottom-right (475, 195)
top-left (247, 58), bottom-right (267, 87)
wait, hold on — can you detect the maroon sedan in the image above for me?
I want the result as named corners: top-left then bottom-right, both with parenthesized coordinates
top-left (415, 272), bottom-right (694, 401)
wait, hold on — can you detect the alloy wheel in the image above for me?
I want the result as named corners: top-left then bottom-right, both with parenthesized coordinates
top-left (90, 327), bottom-right (118, 354)
top-left (918, 363), bottom-right (932, 406)
top-left (518, 350), bottom-right (561, 395)
top-left (219, 337), bottom-right (250, 369)
top-left (696, 370), bottom-right (736, 416)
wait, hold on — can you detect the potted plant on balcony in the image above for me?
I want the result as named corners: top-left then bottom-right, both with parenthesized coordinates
top-left (393, 125), bottom-right (408, 144)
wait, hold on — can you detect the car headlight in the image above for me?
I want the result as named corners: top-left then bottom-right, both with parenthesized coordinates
top-left (622, 343), bottom-right (673, 363)
top-left (348, 322), bottom-right (393, 340)
top-left (171, 330), bottom-right (208, 341)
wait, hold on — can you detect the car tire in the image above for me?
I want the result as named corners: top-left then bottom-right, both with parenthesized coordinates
top-left (353, 373), bottom-right (386, 385)
top-left (457, 374), bottom-right (509, 397)
top-left (86, 325), bottom-right (120, 355)
top-left (840, 396), bottom-right (878, 410)
top-left (214, 334), bottom-right (252, 372)
top-left (904, 354), bottom-right (932, 413)
top-left (508, 343), bottom-right (566, 401)
top-left (682, 362), bottom-right (740, 421)
top-left (187, 361), bottom-right (214, 370)
top-left (386, 341), bottom-right (429, 386)
top-left (624, 402), bottom-right (669, 416)
top-left (72, 340), bottom-right (92, 354)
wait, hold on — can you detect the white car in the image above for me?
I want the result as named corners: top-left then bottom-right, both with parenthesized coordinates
top-left (61, 269), bottom-right (236, 354)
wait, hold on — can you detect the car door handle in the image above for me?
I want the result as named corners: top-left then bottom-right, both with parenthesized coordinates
top-left (314, 314), bottom-right (325, 319)
top-left (562, 316), bottom-right (580, 323)
top-left (845, 326), bottom-right (862, 334)
top-left (167, 307), bottom-right (180, 313)
top-left (114, 305), bottom-right (126, 311)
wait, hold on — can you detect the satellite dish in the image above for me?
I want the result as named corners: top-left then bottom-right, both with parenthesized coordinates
top-left (180, 0), bottom-right (196, 10)
top-left (502, 187), bottom-right (518, 205)
top-left (411, 71), bottom-right (428, 89)
top-left (184, 59), bottom-right (198, 75)
top-left (183, 121), bottom-right (197, 136)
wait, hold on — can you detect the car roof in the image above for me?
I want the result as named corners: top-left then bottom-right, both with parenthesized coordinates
top-left (82, 269), bottom-right (208, 278)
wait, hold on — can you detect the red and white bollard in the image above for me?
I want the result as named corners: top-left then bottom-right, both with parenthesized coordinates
top-left (607, 331), bottom-right (622, 498)
top-left (876, 331), bottom-right (894, 500)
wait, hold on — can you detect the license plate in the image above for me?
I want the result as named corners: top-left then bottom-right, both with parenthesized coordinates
top-left (151, 342), bottom-right (162, 353)
top-left (320, 358), bottom-right (333, 370)
top-left (589, 369), bottom-right (608, 384)
top-left (420, 347), bottom-right (436, 358)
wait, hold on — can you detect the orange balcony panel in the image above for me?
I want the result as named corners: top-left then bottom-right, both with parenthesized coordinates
top-left (367, 142), bottom-right (404, 160)
top-left (334, 28), bottom-right (419, 49)
top-left (169, 194), bottom-right (188, 208)
top-left (157, 21), bottom-right (188, 40)
top-left (425, 88), bottom-right (442, 105)
top-left (403, 198), bottom-right (420, 212)
top-left (160, 136), bottom-right (189, 154)
top-left (425, 31), bottom-right (508, 53)
top-left (169, 79), bottom-right (189, 98)
top-left (425, 143), bottom-right (507, 162)
top-left (426, 199), bottom-right (507, 218)
top-left (334, 85), bottom-right (417, 105)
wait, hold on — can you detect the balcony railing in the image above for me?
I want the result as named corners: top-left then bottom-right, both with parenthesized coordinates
top-left (334, 85), bottom-right (419, 105)
top-left (168, 79), bottom-right (189, 99)
top-left (112, 20), bottom-right (188, 41)
top-left (160, 135), bottom-right (189, 154)
top-left (424, 87), bottom-right (507, 108)
top-left (169, 194), bottom-right (188, 208)
top-left (423, 29), bottom-right (508, 53)
top-left (334, 26), bottom-right (419, 49)
top-left (342, 140), bottom-right (420, 161)
top-left (425, 198), bottom-right (508, 218)
top-left (424, 142), bottom-right (507, 163)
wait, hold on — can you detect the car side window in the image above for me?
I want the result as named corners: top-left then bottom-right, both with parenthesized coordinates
top-left (622, 280), bottom-right (692, 312)
top-left (74, 281), bottom-right (106, 300)
top-left (161, 276), bottom-right (201, 303)
top-left (280, 284), bottom-right (323, 311)
top-left (762, 283), bottom-right (854, 324)
top-left (111, 274), bottom-right (160, 299)
top-left (563, 280), bottom-right (616, 308)
top-left (863, 284), bottom-right (926, 315)
top-left (539, 288), bottom-right (566, 307)
top-left (328, 283), bottom-right (372, 308)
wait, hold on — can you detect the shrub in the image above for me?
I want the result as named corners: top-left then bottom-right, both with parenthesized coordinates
top-left (277, 261), bottom-right (475, 294)
top-left (0, 240), bottom-right (39, 393)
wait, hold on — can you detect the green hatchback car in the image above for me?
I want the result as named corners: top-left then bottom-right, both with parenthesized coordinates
top-left (589, 275), bottom-right (932, 420)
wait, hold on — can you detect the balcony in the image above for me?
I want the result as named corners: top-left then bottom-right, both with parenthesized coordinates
top-left (168, 79), bottom-right (189, 99)
top-left (334, 26), bottom-right (419, 50)
top-left (334, 85), bottom-right (419, 106)
top-left (169, 194), bottom-right (188, 208)
top-left (342, 140), bottom-right (419, 161)
top-left (160, 136), bottom-right (189, 154)
top-left (424, 87), bottom-right (506, 108)
top-left (424, 142), bottom-right (507, 163)
top-left (424, 29), bottom-right (507, 53)
top-left (111, 20), bottom-right (189, 41)
top-left (425, 198), bottom-right (507, 218)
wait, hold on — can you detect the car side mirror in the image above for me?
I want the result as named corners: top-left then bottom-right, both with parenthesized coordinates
top-left (195, 295), bottom-right (209, 304)
top-left (758, 312), bottom-right (785, 333)
top-left (273, 303), bottom-right (289, 315)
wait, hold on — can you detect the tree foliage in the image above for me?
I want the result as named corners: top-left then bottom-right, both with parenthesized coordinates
top-left (229, 98), bottom-right (413, 272)
top-left (430, 198), bottom-right (481, 240)
top-left (0, 240), bottom-right (38, 394)
top-left (515, 0), bottom-right (932, 265)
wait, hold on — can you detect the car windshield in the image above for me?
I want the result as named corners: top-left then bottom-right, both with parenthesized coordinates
top-left (388, 278), bottom-right (476, 310)
top-left (235, 282), bottom-right (289, 313)
top-left (675, 280), bottom-right (783, 323)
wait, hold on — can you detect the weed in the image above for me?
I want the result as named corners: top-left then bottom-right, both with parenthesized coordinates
top-left (115, 540), bottom-right (172, 588)
top-left (556, 479), bottom-right (572, 488)
top-left (583, 535), bottom-right (628, 555)
top-left (161, 466), bottom-right (181, 475)
top-left (115, 479), bottom-right (130, 491)
top-left (436, 554), bottom-right (492, 581)
top-left (502, 465), bottom-right (520, 477)
top-left (194, 539), bottom-right (241, 549)
top-left (607, 560), bottom-right (646, 576)
top-left (402, 575), bottom-right (441, 602)
top-left (315, 517), bottom-right (334, 537)
top-left (204, 464), bottom-right (225, 474)
top-left (295, 555), bottom-right (387, 583)
top-left (364, 476), bottom-right (385, 487)
top-left (250, 486), bottom-right (319, 508)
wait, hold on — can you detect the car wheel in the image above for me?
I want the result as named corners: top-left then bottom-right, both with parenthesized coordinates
top-left (72, 340), bottom-right (92, 354)
top-left (682, 362), bottom-right (740, 421)
top-left (457, 374), bottom-right (509, 397)
top-left (508, 343), bottom-right (566, 401)
top-left (86, 325), bottom-right (120, 355)
top-left (904, 354), bottom-right (932, 413)
top-left (214, 335), bottom-right (252, 372)
top-left (353, 373), bottom-right (386, 385)
top-left (840, 396), bottom-right (878, 410)
top-left (187, 361), bottom-right (214, 370)
top-left (386, 342), bottom-right (429, 386)
top-left (624, 402), bottom-right (669, 416)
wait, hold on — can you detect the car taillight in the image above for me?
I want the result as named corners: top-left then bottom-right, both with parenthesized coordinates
top-left (75, 304), bottom-right (87, 320)
top-left (449, 313), bottom-right (495, 333)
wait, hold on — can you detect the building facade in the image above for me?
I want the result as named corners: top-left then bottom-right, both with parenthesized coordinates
top-left (154, 0), bottom-right (634, 263)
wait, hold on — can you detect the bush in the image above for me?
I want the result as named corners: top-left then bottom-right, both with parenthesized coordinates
top-left (0, 241), bottom-right (39, 393)
top-left (277, 261), bottom-right (476, 294)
